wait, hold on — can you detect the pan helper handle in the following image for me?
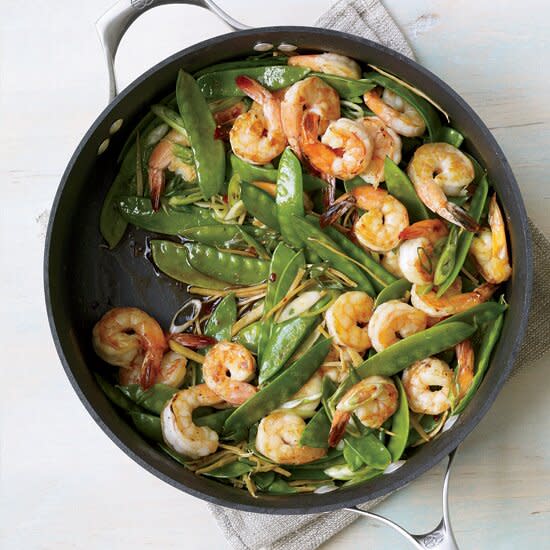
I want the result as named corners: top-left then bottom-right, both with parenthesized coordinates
top-left (96, 0), bottom-right (250, 101)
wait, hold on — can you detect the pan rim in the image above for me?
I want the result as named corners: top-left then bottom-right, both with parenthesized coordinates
top-left (44, 25), bottom-right (532, 514)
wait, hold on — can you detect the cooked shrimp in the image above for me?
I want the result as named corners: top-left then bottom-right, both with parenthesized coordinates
top-left (281, 76), bottom-right (340, 155)
top-left (161, 384), bottom-right (222, 459)
top-left (381, 249), bottom-right (405, 278)
top-left (364, 88), bottom-right (425, 137)
top-left (119, 350), bottom-right (187, 388)
top-left (407, 143), bottom-right (478, 231)
top-left (229, 76), bottom-right (287, 165)
top-left (148, 129), bottom-right (196, 211)
top-left (325, 291), bottom-right (375, 353)
top-left (455, 339), bottom-right (475, 400)
top-left (398, 219), bottom-right (449, 284)
top-left (211, 99), bottom-right (249, 126)
top-left (367, 300), bottom-right (428, 352)
top-left (277, 372), bottom-right (322, 418)
top-left (301, 114), bottom-right (373, 180)
top-left (92, 307), bottom-right (166, 389)
top-left (410, 278), bottom-right (497, 318)
top-left (359, 116), bottom-right (402, 185)
top-left (328, 376), bottom-right (398, 446)
top-left (288, 53), bottom-right (361, 79)
top-left (402, 358), bottom-right (453, 414)
top-left (202, 342), bottom-right (257, 405)
top-left (256, 411), bottom-right (327, 465)
top-left (352, 186), bottom-right (409, 252)
top-left (470, 194), bottom-right (512, 284)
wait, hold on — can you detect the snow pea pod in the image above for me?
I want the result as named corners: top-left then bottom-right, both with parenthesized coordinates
top-left (258, 314), bottom-right (321, 384)
top-left (176, 70), bottom-right (225, 198)
top-left (118, 196), bottom-right (216, 234)
top-left (194, 56), bottom-right (287, 78)
top-left (387, 377), bottom-right (409, 462)
top-left (185, 242), bottom-right (270, 285)
top-left (438, 126), bottom-right (464, 148)
top-left (229, 154), bottom-right (326, 191)
top-left (261, 477), bottom-right (299, 495)
top-left (203, 460), bottom-right (254, 479)
top-left (223, 338), bottom-right (331, 438)
top-left (234, 320), bottom-right (260, 353)
top-left (180, 224), bottom-right (274, 248)
top-left (117, 383), bottom-right (177, 415)
top-left (205, 293), bottom-right (237, 342)
top-left (363, 72), bottom-right (442, 141)
top-left (194, 408), bottom-right (236, 433)
top-left (291, 216), bottom-right (375, 294)
top-left (374, 278), bottom-right (412, 308)
top-left (384, 157), bottom-right (430, 222)
top-left (344, 432), bottom-right (391, 470)
top-left (197, 66), bottom-right (310, 99)
top-left (276, 148), bottom-right (304, 248)
top-left (286, 468), bottom-right (332, 481)
top-left (252, 471), bottom-right (276, 490)
top-left (129, 411), bottom-right (163, 442)
top-left (94, 374), bottom-right (141, 412)
top-left (313, 73), bottom-right (376, 98)
top-left (241, 182), bottom-right (280, 231)
top-left (319, 220), bottom-right (397, 291)
top-left (436, 175), bottom-right (489, 296)
top-left (433, 224), bottom-right (459, 286)
top-left (452, 309), bottom-right (504, 415)
top-left (438, 301), bottom-right (507, 329)
top-left (356, 322), bottom-right (476, 379)
top-left (151, 240), bottom-right (228, 289)
top-left (299, 408), bottom-right (331, 449)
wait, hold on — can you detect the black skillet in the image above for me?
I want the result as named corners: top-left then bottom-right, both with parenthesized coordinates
top-left (44, 0), bottom-right (532, 546)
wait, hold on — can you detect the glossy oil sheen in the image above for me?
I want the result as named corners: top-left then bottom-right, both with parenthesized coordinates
top-left (44, 27), bottom-right (532, 514)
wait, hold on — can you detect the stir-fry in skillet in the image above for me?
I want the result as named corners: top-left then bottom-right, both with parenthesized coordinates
top-left (93, 51), bottom-right (511, 495)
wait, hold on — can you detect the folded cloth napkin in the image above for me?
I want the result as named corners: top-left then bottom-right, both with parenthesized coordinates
top-left (208, 1), bottom-right (550, 548)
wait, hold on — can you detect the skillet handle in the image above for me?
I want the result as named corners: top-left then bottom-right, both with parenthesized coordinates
top-left (345, 448), bottom-right (460, 549)
top-left (96, 0), bottom-right (250, 101)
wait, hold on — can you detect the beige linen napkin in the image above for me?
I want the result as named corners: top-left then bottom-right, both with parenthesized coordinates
top-left (208, 2), bottom-right (550, 548)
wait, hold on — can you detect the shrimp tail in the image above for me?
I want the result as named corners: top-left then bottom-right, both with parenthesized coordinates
top-left (235, 75), bottom-right (269, 104)
top-left (328, 411), bottom-right (350, 447)
top-left (149, 169), bottom-right (165, 212)
top-left (455, 339), bottom-right (475, 399)
top-left (446, 202), bottom-right (480, 232)
top-left (140, 348), bottom-right (163, 389)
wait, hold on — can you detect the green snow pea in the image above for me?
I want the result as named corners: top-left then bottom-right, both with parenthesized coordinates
top-left (437, 126), bottom-right (464, 148)
top-left (180, 224), bottom-right (275, 248)
top-left (290, 448), bottom-right (344, 470)
top-left (286, 469), bottom-right (332, 481)
top-left (194, 56), bottom-right (287, 78)
top-left (117, 383), bottom-right (177, 415)
top-left (176, 70), bottom-right (225, 198)
top-left (118, 196), bottom-right (216, 234)
top-left (438, 301), bottom-right (507, 329)
top-left (223, 338), bottom-right (331, 438)
top-left (94, 374), bottom-right (141, 412)
top-left (184, 242), bottom-right (270, 285)
top-left (384, 157), bottom-right (430, 222)
top-left (344, 432), bottom-right (391, 470)
top-left (433, 224), bottom-right (459, 286)
top-left (258, 245), bottom-right (305, 361)
top-left (319, 220), bottom-right (397, 291)
top-left (363, 72), bottom-right (442, 141)
top-left (203, 460), bottom-right (254, 479)
top-left (194, 408), bottom-right (236, 433)
top-left (436, 175), bottom-right (489, 296)
top-left (259, 309), bottom-right (323, 384)
top-left (342, 467), bottom-right (383, 487)
top-left (233, 320), bottom-right (260, 353)
top-left (374, 278), bottom-right (412, 308)
top-left (313, 73), bottom-right (376, 98)
top-left (151, 104), bottom-right (188, 137)
top-left (204, 293), bottom-right (237, 342)
top-left (150, 240), bottom-right (228, 289)
top-left (356, 322), bottom-right (476, 379)
top-left (299, 408), bottom-right (331, 449)
top-left (158, 443), bottom-right (190, 465)
top-left (252, 471), bottom-right (276, 490)
top-left (452, 309), bottom-right (504, 415)
top-left (276, 148), bottom-right (304, 248)
top-left (229, 154), bottom-right (326, 191)
top-left (387, 377), bottom-right (409, 462)
top-left (241, 182), bottom-right (280, 231)
top-left (197, 66), bottom-right (310, 99)
top-left (129, 411), bottom-right (163, 442)
top-left (261, 477), bottom-right (299, 495)
top-left (291, 216), bottom-right (375, 294)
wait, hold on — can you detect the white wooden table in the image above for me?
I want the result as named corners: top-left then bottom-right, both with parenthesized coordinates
top-left (2, 1), bottom-right (549, 548)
